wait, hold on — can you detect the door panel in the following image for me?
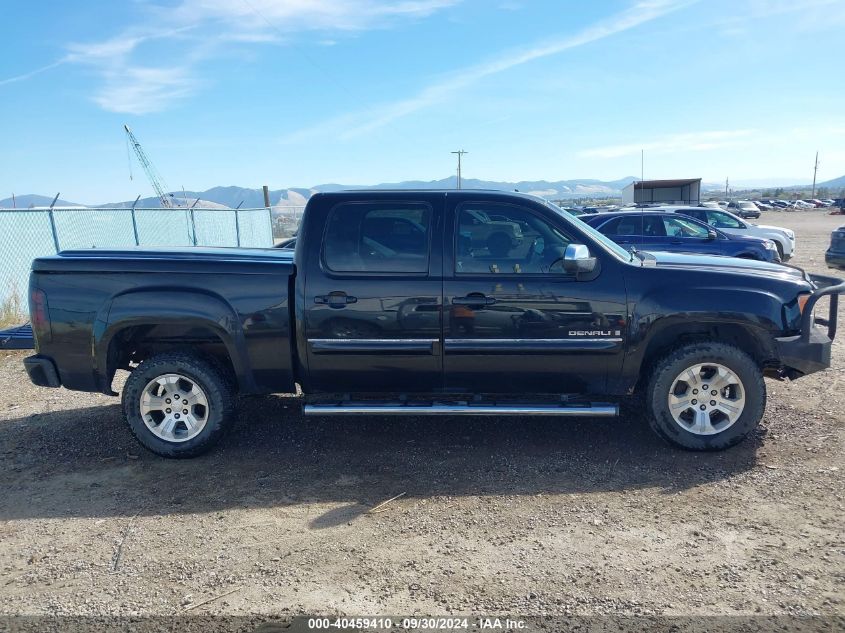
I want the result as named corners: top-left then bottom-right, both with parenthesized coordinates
top-left (304, 200), bottom-right (443, 393)
top-left (443, 201), bottom-right (626, 395)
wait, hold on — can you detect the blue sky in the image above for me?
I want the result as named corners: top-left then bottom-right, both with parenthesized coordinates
top-left (2, 0), bottom-right (844, 204)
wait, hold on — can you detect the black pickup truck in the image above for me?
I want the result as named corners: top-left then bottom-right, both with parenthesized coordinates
top-left (21, 190), bottom-right (844, 457)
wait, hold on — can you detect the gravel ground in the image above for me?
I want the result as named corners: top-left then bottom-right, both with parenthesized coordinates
top-left (0, 210), bottom-right (843, 623)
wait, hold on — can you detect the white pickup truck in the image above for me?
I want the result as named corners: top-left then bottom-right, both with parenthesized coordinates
top-left (655, 206), bottom-right (796, 261)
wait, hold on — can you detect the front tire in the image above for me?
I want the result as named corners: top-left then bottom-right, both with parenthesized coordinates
top-left (646, 342), bottom-right (766, 451)
top-left (122, 351), bottom-right (235, 458)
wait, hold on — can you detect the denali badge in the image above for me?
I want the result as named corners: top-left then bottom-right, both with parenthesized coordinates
top-left (569, 330), bottom-right (622, 336)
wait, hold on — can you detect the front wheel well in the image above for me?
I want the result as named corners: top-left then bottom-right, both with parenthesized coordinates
top-left (635, 322), bottom-right (775, 394)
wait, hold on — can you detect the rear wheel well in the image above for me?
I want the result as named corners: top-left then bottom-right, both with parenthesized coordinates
top-left (106, 324), bottom-right (235, 392)
top-left (636, 322), bottom-right (774, 393)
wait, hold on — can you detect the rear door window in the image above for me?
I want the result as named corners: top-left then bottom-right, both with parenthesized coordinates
top-left (598, 216), bottom-right (642, 236)
top-left (642, 216), bottom-right (667, 237)
top-left (323, 202), bottom-right (432, 273)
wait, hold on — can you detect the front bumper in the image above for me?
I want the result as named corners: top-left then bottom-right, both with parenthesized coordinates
top-left (24, 355), bottom-right (61, 388)
top-left (775, 274), bottom-right (844, 377)
top-left (826, 249), bottom-right (845, 270)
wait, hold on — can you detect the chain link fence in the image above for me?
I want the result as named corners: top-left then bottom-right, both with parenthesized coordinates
top-left (0, 207), bottom-right (273, 324)
top-left (270, 205), bottom-right (305, 240)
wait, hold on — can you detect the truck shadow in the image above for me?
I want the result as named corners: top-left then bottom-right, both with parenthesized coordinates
top-left (0, 394), bottom-right (763, 523)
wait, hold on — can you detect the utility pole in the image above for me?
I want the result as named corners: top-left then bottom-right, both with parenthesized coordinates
top-left (641, 149), bottom-right (644, 183)
top-left (262, 185), bottom-right (271, 208)
top-left (812, 151), bottom-right (819, 199)
top-left (11, 193), bottom-right (15, 209)
top-left (725, 177), bottom-right (729, 199)
top-left (451, 150), bottom-right (468, 189)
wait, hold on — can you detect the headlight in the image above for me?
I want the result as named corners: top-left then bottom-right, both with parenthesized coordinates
top-left (764, 240), bottom-right (777, 249)
top-left (786, 230), bottom-right (795, 239)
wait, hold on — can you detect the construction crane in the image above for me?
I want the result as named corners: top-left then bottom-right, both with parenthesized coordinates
top-left (124, 124), bottom-right (174, 208)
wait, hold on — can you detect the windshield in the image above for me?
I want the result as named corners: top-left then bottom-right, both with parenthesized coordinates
top-left (545, 201), bottom-right (633, 262)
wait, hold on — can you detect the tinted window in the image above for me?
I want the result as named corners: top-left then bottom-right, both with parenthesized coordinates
top-left (599, 216), bottom-right (642, 236)
top-left (662, 216), bottom-right (710, 238)
top-left (456, 203), bottom-right (573, 274)
top-left (642, 216), bottom-right (667, 237)
top-left (677, 209), bottom-right (706, 222)
top-left (705, 210), bottom-right (744, 229)
top-left (323, 202), bottom-right (431, 273)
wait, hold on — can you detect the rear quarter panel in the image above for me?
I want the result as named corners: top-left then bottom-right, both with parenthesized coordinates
top-left (32, 261), bottom-right (294, 395)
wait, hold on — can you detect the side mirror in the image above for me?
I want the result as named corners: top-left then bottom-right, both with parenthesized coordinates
top-left (563, 243), bottom-right (597, 274)
top-left (707, 229), bottom-right (718, 240)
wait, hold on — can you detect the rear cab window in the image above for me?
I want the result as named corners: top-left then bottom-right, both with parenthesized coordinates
top-left (322, 202), bottom-right (432, 273)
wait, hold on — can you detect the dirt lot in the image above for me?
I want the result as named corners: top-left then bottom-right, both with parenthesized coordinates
top-left (0, 210), bottom-right (843, 623)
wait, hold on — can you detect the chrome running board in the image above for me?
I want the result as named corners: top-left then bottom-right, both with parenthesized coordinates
top-left (303, 403), bottom-right (619, 417)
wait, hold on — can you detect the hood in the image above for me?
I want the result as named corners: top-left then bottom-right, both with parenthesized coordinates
top-left (640, 250), bottom-right (807, 281)
top-left (752, 223), bottom-right (790, 234)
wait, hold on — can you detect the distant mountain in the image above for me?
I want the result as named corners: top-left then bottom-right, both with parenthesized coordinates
top-left (97, 176), bottom-right (639, 209)
top-left (0, 194), bottom-right (86, 209)
top-left (13, 173), bottom-right (840, 210)
top-left (818, 174), bottom-right (845, 189)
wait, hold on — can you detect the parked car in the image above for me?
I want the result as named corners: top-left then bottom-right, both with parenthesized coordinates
top-left (274, 236), bottom-right (297, 250)
top-left (661, 206), bottom-right (796, 261)
top-left (22, 190), bottom-right (844, 457)
top-left (753, 201), bottom-right (773, 211)
top-left (826, 225), bottom-right (845, 270)
top-left (793, 200), bottom-right (815, 210)
top-left (730, 201), bottom-right (761, 219)
top-left (700, 201), bottom-right (721, 209)
top-left (583, 211), bottom-right (780, 262)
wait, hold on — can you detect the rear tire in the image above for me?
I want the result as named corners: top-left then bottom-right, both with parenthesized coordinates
top-left (122, 351), bottom-right (235, 458)
top-left (646, 342), bottom-right (766, 451)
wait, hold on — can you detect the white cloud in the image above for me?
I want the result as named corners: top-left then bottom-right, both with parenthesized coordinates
top-left (0, 60), bottom-right (67, 86)
top-left (580, 130), bottom-right (757, 158)
top-left (283, 0), bottom-right (695, 142)
top-left (0, 0), bottom-right (461, 114)
top-left (92, 66), bottom-right (200, 115)
top-left (173, 0), bottom-right (460, 32)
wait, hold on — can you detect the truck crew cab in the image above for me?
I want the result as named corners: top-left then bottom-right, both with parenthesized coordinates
top-left (22, 190), bottom-right (843, 457)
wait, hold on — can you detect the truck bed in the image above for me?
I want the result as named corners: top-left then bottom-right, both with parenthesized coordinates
top-left (29, 246), bottom-right (296, 394)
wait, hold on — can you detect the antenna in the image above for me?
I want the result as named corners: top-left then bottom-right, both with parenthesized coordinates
top-left (451, 150), bottom-right (468, 189)
top-left (812, 151), bottom-right (819, 199)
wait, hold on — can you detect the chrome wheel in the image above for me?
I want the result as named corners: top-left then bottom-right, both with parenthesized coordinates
top-left (139, 373), bottom-right (209, 443)
top-left (667, 363), bottom-right (745, 436)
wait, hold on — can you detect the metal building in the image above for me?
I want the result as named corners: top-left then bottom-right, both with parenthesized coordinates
top-left (622, 178), bottom-right (701, 205)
